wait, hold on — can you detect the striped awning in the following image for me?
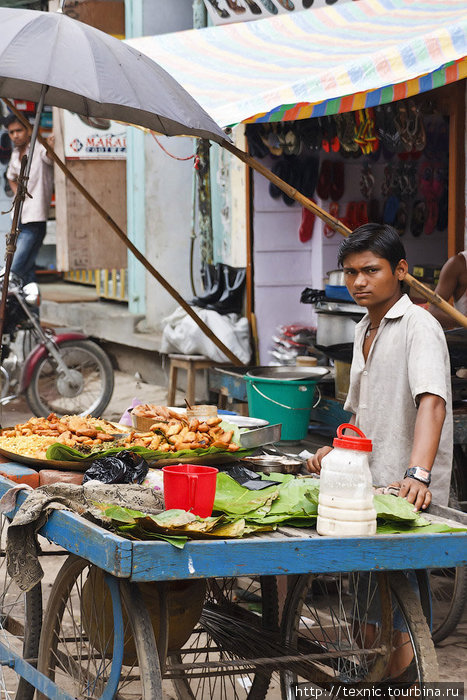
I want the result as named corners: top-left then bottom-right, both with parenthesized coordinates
top-left (128, 0), bottom-right (467, 129)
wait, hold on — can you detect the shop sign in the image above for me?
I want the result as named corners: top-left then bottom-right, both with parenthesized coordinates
top-left (203, 0), bottom-right (355, 25)
top-left (63, 111), bottom-right (126, 160)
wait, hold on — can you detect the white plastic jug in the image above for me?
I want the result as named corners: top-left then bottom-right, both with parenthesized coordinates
top-left (317, 423), bottom-right (377, 536)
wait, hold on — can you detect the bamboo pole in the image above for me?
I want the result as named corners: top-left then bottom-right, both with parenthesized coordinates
top-left (3, 99), bottom-right (243, 366)
top-left (223, 140), bottom-right (467, 330)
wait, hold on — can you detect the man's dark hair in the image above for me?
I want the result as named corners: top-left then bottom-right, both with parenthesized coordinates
top-left (3, 113), bottom-right (24, 129)
top-left (337, 223), bottom-right (407, 272)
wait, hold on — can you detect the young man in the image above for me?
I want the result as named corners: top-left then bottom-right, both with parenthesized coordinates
top-left (308, 223), bottom-right (452, 509)
top-left (5, 113), bottom-right (54, 284)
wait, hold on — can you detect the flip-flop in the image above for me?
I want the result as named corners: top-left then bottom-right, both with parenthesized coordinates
top-left (246, 125), bottom-right (270, 159)
top-left (330, 161), bottom-right (345, 201)
top-left (419, 161), bottom-right (434, 198)
top-left (383, 195), bottom-right (399, 225)
top-left (258, 0), bottom-right (278, 12)
top-left (324, 201), bottom-right (339, 237)
top-left (342, 201), bottom-right (358, 230)
top-left (316, 160), bottom-right (332, 200)
top-left (394, 201), bottom-right (408, 236)
top-left (357, 201), bottom-right (369, 227)
top-left (269, 160), bottom-right (286, 199)
top-left (410, 199), bottom-right (427, 237)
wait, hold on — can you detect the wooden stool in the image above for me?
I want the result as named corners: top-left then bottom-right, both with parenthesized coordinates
top-left (167, 354), bottom-right (216, 406)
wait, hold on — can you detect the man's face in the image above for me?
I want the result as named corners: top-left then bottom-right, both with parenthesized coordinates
top-left (341, 250), bottom-right (406, 311)
top-left (7, 121), bottom-right (30, 148)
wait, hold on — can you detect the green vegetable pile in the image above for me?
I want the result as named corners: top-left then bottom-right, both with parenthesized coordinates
top-left (96, 472), bottom-right (464, 548)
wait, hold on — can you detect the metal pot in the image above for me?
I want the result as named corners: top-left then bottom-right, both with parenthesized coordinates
top-left (316, 309), bottom-right (364, 347)
top-left (326, 269), bottom-right (346, 286)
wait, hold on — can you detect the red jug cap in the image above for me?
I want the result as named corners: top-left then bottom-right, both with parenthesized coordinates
top-left (333, 423), bottom-right (372, 452)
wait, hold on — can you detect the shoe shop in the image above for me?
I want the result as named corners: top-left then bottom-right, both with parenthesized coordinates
top-left (130, 0), bottom-right (467, 364)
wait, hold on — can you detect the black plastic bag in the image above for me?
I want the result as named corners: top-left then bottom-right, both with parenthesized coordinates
top-left (225, 465), bottom-right (281, 490)
top-left (82, 450), bottom-right (149, 485)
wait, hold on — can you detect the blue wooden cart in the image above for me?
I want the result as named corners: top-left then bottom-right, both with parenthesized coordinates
top-left (0, 472), bottom-right (465, 700)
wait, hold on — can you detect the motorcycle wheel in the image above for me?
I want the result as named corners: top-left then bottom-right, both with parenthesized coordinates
top-left (25, 339), bottom-right (114, 417)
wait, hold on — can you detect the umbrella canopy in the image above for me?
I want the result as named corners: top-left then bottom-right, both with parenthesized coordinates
top-left (0, 7), bottom-right (227, 144)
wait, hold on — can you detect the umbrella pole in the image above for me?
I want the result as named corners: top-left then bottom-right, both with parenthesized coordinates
top-left (223, 140), bottom-right (467, 330)
top-left (2, 99), bottom-right (244, 367)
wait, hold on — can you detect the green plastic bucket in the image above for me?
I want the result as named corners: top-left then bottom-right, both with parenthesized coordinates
top-left (244, 372), bottom-right (318, 441)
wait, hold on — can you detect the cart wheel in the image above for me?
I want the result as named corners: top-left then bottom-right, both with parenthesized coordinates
top-left (426, 566), bottom-right (467, 644)
top-left (37, 555), bottom-right (162, 699)
top-left (0, 514), bottom-right (42, 700)
top-left (280, 570), bottom-right (438, 698)
top-left (167, 576), bottom-right (278, 700)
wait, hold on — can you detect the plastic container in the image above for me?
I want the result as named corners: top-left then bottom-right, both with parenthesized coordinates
top-left (317, 423), bottom-right (376, 536)
top-left (244, 372), bottom-right (319, 441)
top-left (162, 464), bottom-right (218, 518)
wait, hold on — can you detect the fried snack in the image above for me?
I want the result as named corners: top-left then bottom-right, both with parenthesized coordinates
top-left (0, 414), bottom-right (125, 458)
top-left (0, 409), bottom-right (240, 460)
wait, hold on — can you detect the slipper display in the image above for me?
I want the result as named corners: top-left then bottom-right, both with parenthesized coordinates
top-left (299, 205), bottom-right (316, 242)
top-left (298, 120), bottom-right (322, 152)
top-left (205, 0), bottom-right (230, 18)
top-left (396, 102), bottom-right (413, 152)
top-left (360, 164), bottom-right (374, 199)
top-left (407, 99), bottom-right (426, 152)
top-left (419, 161), bottom-right (434, 198)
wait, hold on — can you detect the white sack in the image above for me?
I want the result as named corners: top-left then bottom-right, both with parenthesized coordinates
top-left (161, 306), bottom-right (251, 364)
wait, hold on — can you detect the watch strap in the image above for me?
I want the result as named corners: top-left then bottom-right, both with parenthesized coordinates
top-left (404, 467), bottom-right (431, 485)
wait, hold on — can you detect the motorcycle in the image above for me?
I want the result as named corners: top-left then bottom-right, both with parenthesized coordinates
top-left (0, 272), bottom-right (114, 417)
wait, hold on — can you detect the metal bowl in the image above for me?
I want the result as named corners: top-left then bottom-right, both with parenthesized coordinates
top-left (241, 454), bottom-right (303, 475)
top-left (246, 366), bottom-right (329, 381)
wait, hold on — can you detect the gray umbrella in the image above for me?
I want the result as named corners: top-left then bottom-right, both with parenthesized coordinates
top-left (0, 7), bottom-right (227, 144)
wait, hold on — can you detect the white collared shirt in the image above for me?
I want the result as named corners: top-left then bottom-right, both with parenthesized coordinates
top-left (344, 294), bottom-right (452, 505)
top-left (7, 142), bottom-right (53, 224)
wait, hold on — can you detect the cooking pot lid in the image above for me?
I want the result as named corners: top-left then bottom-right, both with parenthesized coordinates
top-left (246, 366), bottom-right (330, 381)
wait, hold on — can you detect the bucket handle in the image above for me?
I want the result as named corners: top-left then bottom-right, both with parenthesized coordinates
top-left (250, 383), bottom-right (321, 410)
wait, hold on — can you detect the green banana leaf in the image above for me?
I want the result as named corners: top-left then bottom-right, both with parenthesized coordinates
top-left (213, 472), bottom-right (280, 516)
top-left (46, 420), bottom-right (252, 463)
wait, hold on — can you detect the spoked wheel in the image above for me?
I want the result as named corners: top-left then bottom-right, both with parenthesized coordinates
top-left (280, 570), bottom-right (438, 699)
top-left (37, 555), bottom-right (161, 699)
top-left (0, 515), bottom-right (42, 700)
top-left (167, 576), bottom-right (279, 700)
top-left (25, 339), bottom-right (114, 417)
top-left (428, 567), bottom-right (467, 644)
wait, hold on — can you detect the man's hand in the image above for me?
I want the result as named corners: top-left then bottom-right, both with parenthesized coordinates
top-left (399, 477), bottom-right (432, 511)
top-left (306, 446), bottom-right (333, 475)
top-left (46, 134), bottom-right (55, 149)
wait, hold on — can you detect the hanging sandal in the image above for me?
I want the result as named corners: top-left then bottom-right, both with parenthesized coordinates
top-left (324, 201), bottom-right (339, 238)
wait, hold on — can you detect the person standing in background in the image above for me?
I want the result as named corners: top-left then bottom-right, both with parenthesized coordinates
top-left (4, 112), bottom-right (54, 284)
top-left (429, 250), bottom-right (467, 329)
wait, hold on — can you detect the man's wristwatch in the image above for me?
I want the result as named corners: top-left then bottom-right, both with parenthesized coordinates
top-left (404, 467), bottom-right (431, 485)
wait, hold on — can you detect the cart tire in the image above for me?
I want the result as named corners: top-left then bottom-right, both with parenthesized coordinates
top-left (37, 555), bottom-right (162, 699)
top-left (280, 570), bottom-right (438, 698)
top-left (25, 339), bottom-right (114, 418)
top-left (0, 514), bottom-right (42, 700)
top-left (168, 576), bottom-right (278, 700)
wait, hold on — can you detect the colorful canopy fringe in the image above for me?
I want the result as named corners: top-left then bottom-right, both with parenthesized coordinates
top-left (128, 0), bottom-right (467, 128)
